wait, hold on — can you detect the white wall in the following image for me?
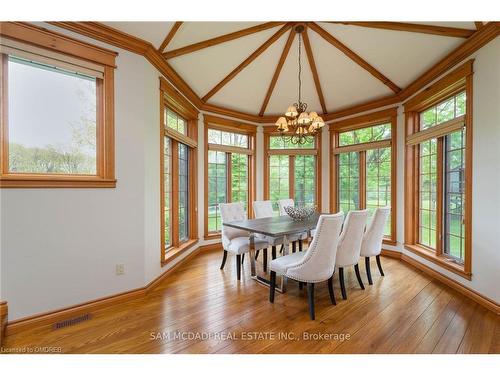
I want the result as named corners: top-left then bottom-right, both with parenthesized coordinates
top-left (1, 26), bottom-right (498, 321)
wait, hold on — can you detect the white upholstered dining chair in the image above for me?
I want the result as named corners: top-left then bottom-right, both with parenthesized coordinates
top-left (277, 198), bottom-right (309, 252)
top-left (269, 212), bottom-right (344, 320)
top-left (219, 202), bottom-right (269, 280)
top-left (360, 207), bottom-right (390, 284)
top-left (335, 209), bottom-right (369, 300)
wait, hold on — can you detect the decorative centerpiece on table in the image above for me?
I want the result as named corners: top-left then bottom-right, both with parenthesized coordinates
top-left (283, 206), bottom-right (316, 221)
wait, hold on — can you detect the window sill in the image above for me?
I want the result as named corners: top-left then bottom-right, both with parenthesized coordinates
top-left (0, 175), bottom-right (116, 188)
top-left (162, 238), bottom-right (198, 267)
top-left (404, 244), bottom-right (471, 280)
top-left (204, 232), bottom-right (221, 241)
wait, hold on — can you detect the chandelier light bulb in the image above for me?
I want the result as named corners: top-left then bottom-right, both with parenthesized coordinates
top-left (297, 112), bottom-right (311, 125)
top-left (285, 105), bottom-right (298, 118)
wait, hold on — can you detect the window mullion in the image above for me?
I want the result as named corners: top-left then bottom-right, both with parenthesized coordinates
top-left (359, 151), bottom-right (366, 210)
top-left (226, 152), bottom-right (232, 203)
top-left (289, 155), bottom-right (295, 201)
top-left (171, 140), bottom-right (180, 248)
top-left (436, 137), bottom-right (444, 256)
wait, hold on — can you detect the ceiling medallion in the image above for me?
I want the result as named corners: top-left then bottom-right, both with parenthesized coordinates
top-left (275, 24), bottom-right (325, 145)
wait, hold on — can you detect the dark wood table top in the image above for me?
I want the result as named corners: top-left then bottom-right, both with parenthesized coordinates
top-left (223, 213), bottom-right (321, 237)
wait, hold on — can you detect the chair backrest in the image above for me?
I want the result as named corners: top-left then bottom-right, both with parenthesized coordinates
top-left (253, 200), bottom-right (274, 219)
top-left (335, 210), bottom-right (369, 267)
top-left (278, 198), bottom-right (294, 216)
top-left (219, 202), bottom-right (248, 248)
top-left (360, 207), bottom-right (390, 257)
top-left (286, 213), bottom-right (344, 282)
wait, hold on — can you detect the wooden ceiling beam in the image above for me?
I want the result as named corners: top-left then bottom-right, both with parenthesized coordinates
top-left (474, 22), bottom-right (484, 30)
top-left (331, 22), bottom-right (476, 38)
top-left (202, 23), bottom-right (292, 103)
top-left (158, 22), bottom-right (183, 52)
top-left (259, 29), bottom-right (295, 116)
top-left (163, 22), bottom-right (285, 59)
top-left (309, 22), bottom-right (401, 94)
top-left (302, 27), bottom-right (327, 114)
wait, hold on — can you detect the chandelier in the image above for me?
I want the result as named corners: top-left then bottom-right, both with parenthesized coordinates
top-left (275, 24), bottom-right (325, 145)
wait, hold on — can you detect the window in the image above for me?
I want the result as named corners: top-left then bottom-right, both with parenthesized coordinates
top-left (404, 60), bottom-right (473, 279)
top-left (331, 108), bottom-right (397, 243)
top-left (0, 22), bottom-right (116, 188)
top-left (160, 78), bottom-right (198, 264)
top-left (204, 115), bottom-right (255, 238)
top-left (264, 131), bottom-right (321, 214)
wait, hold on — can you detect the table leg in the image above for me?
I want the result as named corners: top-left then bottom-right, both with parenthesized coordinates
top-left (249, 233), bottom-right (256, 277)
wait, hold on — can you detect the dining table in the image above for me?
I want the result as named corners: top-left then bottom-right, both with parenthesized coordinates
top-left (222, 213), bottom-right (321, 293)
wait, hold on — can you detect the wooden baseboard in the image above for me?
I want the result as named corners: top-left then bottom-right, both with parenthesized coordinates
top-left (401, 254), bottom-right (500, 315)
top-left (381, 248), bottom-right (402, 259)
top-left (0, 301), bottom-right (7, 347)
top-left (6, 242), bottom-right (209, 336)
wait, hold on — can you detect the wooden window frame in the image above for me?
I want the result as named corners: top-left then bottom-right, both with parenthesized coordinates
top-left (0, 22), bottom-right (117, 188)
top-left (160, 78), bottom-right (199, 265)
top-left (330, 107), bottom-right (398, 245)
top-left (203, 115), bottom-right (256, 240)
top-left (263, 128), bottom-right (322, 212)
top-left (403, 60), bottom-right (473, 280)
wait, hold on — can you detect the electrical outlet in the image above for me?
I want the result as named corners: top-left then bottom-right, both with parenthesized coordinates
top-left (115, 264), bottom-right (125, 275)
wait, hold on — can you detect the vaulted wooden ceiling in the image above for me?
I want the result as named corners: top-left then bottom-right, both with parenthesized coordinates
top-left (102, 21), bottom-right (481, 118)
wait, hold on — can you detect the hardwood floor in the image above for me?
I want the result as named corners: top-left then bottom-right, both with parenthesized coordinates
top-left (3, 248), bottom-right (499, 354)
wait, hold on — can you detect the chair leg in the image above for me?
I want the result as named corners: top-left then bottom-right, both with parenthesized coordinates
top-left (365, 257), bottom-right (373, 285)
top-left (298, 239), bottom-right (303, 252)
top-left (271, 246), bottom-right (277, 260)
top-left (307, 283), bottom-right (315, 320)
top-left (354, 264), bottom-right (365, 290)
top-left (263, 249), bottom-right (268, 273)
top-left (254, 250), bottom-right (260, 260)
top-left (292, 241), bottom-right (297, 253)
top-left (236, 255), bottom-right (241, 280)
top-left (241, 253), bottom-right (245, 264)
top-left (220, 250), bottom-right (228, 270)
top-left (269, 271), bottom-right (276, 303)
top-left (327, 276), bottom-right (336, 305)
top-left (299, 281), bottom-right (304, 290)
top-left (339, 267), bottom-right (347, 300)
top-left (376, 255), bottom-right (385, 276)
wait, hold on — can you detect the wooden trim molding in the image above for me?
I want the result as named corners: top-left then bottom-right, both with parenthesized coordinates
top-left (201, 24), bottom-right (292, 102)
top-left (403, 59), bottom-right (473, 279)
top-left (0, 22), bottom-right (116, 189)
top-left (158, 22), bottom-right (183, 53)
top-left (5, 243), bottom-right (214, 336)
top-left (160, 78), bottom-right (199, 265)
top-left (204, 116), bottom-right (256, 238)
top-left (332, 22), bottom-right (475, 38)
top-left (259, 29), bottom-right (295, 117)
top-left (48, 22), bottom-right (500, 125)
top-left (263, 131), bottom-right (322, 211)
top-left (0, 301), bottom-right (7, 347)
top-left (330, 108), bottom-right (398, 242)
top-left (309, 22), bottom-right (401, 94)
top-left (163, 22), bottom-right (285, 59)
top-left (401, 254), bottom-right (499, 314)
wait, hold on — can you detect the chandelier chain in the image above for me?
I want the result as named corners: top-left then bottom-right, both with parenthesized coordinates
top-left (298, 32), bottom-right (302, 105)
